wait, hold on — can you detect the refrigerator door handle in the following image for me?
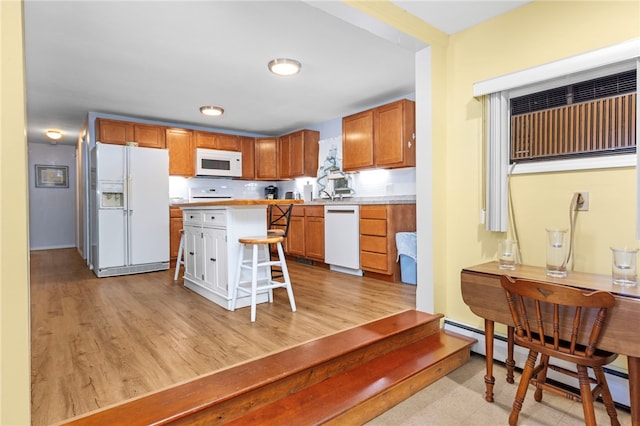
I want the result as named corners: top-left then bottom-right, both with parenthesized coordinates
top-left (128, 175), bottom-right (133, 213)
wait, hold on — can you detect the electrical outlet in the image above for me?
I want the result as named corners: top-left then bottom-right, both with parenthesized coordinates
top-left (575, 192), bottom-right (589, 211)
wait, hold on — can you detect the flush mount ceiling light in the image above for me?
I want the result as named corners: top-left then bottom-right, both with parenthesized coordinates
top-left (199, 106), bottom-right (224, 117)
top-left (45, 129), bottom-right (62, 140)
top-left (268, 58), bottom-right (302, 76)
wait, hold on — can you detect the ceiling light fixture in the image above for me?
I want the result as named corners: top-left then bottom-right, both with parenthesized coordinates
top-left (45, 129), bottom-right (63, 140)
top-left (199, 106), bottom-right (224, 117)
top-left (268, 58), bottom-right (302, 76)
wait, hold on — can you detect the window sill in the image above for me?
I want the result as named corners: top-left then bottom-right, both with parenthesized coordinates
top-left (510, 154), bottom-right (636, 175)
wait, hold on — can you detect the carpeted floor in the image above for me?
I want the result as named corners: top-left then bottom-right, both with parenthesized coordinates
top-left (367, 354), bottom-right (631, 426)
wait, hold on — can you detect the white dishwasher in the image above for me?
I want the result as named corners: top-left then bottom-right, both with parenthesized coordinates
top-left (324, 205), bottom-right (363, 276)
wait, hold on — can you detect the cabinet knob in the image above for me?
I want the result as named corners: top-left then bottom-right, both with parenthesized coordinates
top-left (210, 216), bottom-right (215, 220)
top-left (189, 251), bottom-right (194, 256)
top-left (190, 215), bottom-right (195, 219)
top-left (210, 258), bottom-right (216, 262)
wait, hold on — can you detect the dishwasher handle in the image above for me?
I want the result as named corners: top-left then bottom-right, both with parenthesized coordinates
top-left (326, 209), bottom-right (356, 214)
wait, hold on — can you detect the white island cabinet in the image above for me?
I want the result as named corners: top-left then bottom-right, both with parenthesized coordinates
top-left (179, 200), bottom-right (302, 310)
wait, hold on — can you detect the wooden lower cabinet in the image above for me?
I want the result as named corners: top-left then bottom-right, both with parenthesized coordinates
top-left (170, 207), bottom-right (183, 268)
top-left (359, 204), bottom-right (416, 281)
top-left (304, 206), bottom-right (324, 261)
top-left (285, 205), bottom-right (324, 262)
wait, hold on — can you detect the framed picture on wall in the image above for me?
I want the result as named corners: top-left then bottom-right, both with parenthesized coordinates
top-left (35, 164), bottom-right (68, 188)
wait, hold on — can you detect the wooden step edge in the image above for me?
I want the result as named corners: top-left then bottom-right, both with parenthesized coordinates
top-left (62, 310), bottom-right (443, 426)
top-left (225, 330), bottom-right (477, 425)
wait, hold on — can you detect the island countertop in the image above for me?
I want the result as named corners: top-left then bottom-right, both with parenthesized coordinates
top-left (175, 199), bottom-right (304, 208)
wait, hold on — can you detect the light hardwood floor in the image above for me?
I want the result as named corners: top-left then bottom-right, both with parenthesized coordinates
top-left (30, 249), bottom-right (416, 425)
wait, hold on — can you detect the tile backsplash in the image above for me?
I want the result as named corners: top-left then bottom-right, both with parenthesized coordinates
top-left (170, 167), bottom-right (416, 202)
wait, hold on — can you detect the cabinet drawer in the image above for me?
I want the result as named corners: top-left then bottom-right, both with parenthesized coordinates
top-left (183, 211), bottom-right (203, 226)
top-left (360, 235), bottom-right (387, 254)
top-left (305, 206), bottom-right (324, 217)
top-left (361, 251), bottom-right (389, 272)
top-left (291, 206), bottom-right (305, 217)
top-left (360, 218), bottom-right (387, 236)
top-left (360, 205), bottom-right (387, 219)
top-left (202, 210), bottom-right (226, 227)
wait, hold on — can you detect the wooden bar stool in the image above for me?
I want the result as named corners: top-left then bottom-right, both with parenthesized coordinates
top-left (173, 229), bottom-right (184, 281)
top-left (230, 234), bottom-right (296, 322)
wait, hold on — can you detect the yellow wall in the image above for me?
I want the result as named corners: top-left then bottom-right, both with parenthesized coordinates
top-left (1, 0), bottom-right (31, 424)
top-left (443, 0), bottom-right (639, 330)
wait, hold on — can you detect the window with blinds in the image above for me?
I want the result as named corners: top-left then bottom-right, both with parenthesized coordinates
top-left (510, 70), bottom-right (637, 162)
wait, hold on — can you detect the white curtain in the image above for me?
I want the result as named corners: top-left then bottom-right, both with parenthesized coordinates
top-left (485, 92), bottom-right (509, 232)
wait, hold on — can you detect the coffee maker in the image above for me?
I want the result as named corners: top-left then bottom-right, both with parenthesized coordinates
top-left (264, 185), bottom-right (278, 199)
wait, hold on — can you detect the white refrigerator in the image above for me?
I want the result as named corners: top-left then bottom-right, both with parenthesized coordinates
top-left (91, 142), bottom-right (169, 277)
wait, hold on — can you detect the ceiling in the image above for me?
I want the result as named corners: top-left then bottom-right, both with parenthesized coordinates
top-left (23, 1), bottom-right (530, 146)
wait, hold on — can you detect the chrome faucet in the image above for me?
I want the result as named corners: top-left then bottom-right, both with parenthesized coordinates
top-left (320, 190), bottom-right (334, 201)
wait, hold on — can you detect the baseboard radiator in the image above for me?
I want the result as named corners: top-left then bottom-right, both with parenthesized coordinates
top-left (443, 318), bottom-right (631, 410)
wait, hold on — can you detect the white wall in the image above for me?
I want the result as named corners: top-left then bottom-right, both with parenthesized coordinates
top-left (28, 143), bottom-right (77, 250)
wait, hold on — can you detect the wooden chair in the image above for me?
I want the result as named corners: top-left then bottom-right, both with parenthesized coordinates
top-left (500, 275), bottom-right (620, 426)
top-left (267, 203), bottom-right (294, 280)
top-left (230, 233), bottom-right (296, 322)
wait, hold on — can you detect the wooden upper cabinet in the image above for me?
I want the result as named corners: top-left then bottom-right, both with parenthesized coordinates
top-left (194, 131), bottom-right (241, 151)
top-left (342, 99), bottom-right (415, 171)
top-left (194, 131), bottom-right (217, 149)
top-left (278, 135), bottom-right (291, 179)
top-left (166, 127), bottom-right (195, 177)
top-left (133, 123), bottom-right (166, 148)
top-left (278, 129), bottom-right (319, 179)
top-left (255, 137), bottom-right (278, 180)
top-left (96, 118), bottom-right (132, 145)
top-left (95, 118), bottom-right (166, 148)
top-left (374, 99), bottom-right (415, 168)
top-left (215, 133), bottom-right (241, 151)
top-left (342, 109), bottom-right (375, 171)
top-left (239, 136), bottom-right (255, 180)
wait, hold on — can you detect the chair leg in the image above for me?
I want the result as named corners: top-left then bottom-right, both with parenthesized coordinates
top-left (230, 242), bottom-right (244, 312)
top-left (276, 242), bottom-right (296, 313)
top-left (250, 244), bottom-right (259, 322)
top-left (510, 350), bottom-right (538, 426)
top-left (593, 366), bottom-right (620, 426)
top-left (262, 244), bottom-right (273, 303)
top-left (577, 365), bottom-right (597, 426)
top-left (534, 354), bottom-right (550, 402)
top-left (173, 232), bottom-right (184, 281)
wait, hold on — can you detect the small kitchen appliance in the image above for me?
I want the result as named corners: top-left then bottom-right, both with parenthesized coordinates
top-left (264, 185), bottom-right (278, 199)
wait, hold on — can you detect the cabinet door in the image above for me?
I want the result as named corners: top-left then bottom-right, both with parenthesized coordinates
top-left (96, 118), bottom-right (132, 145)
top-left (183, 226), bottom-right (202, 282)
top-left (278, 135), bottom-right (291, 179)
top-left (215, 133), bottom-right (241, 151)
top-left (287, 215), bottom-right (305, 256)
top-left (194, 131), bottom-right (217, 149)
top-left (166, 127), bottom-right (195, 177)
top-left (374, 99), bottom-right (415, 168)
top-left (302, 130), bottom-right (320, 177)
top-left (239, 136), bottom-right (255, 179)
top-left (342, 109), bottom-right (374, 171)
top-left (202, 228), bottom-right (228, 295)
top-left (255, 138), bottom-right (278, 180)
top-left (133, 123), bottom-right (166, 148)
top-left (288, 131), bottom-right (304, 177)
top-left (305, 216), bottom-right (325, 261)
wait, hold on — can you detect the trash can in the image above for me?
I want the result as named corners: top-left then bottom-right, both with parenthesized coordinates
top-left (396, 232), bottom-right (417, 285)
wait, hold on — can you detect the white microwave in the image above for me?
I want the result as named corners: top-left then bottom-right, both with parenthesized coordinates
top-left (195, 148), bottom-right (242, 177)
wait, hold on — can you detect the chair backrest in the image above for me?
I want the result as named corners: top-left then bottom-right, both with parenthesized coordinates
top-left (268, 204), bottom-right (294, 237)
top-left (500, 275), bottom-right (615, 358)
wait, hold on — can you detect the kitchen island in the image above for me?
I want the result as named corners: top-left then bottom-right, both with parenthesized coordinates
top-left (176, 199), bottom-right (302, 310)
